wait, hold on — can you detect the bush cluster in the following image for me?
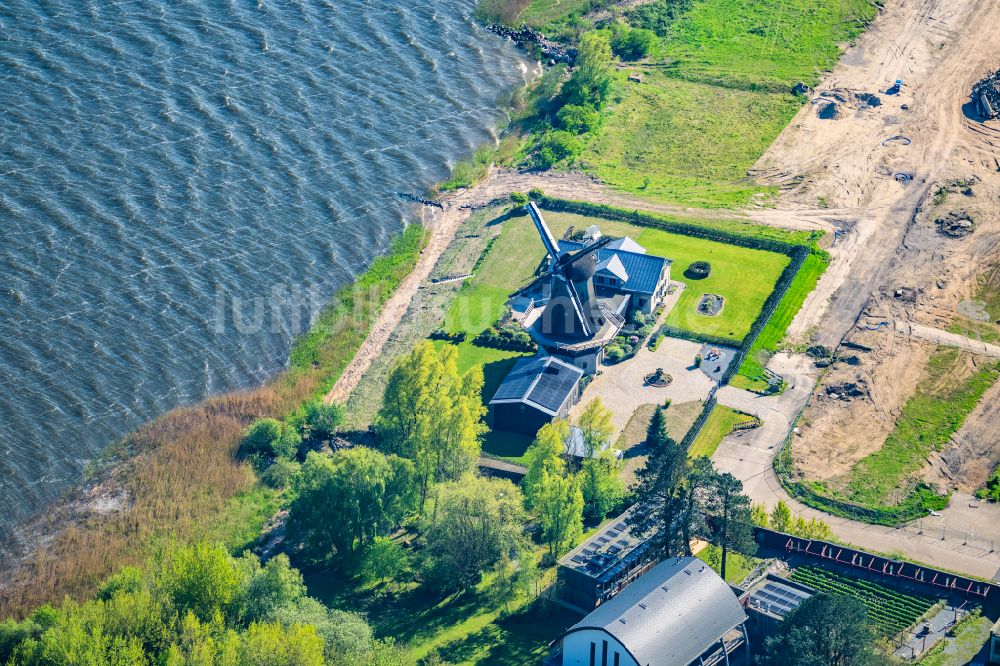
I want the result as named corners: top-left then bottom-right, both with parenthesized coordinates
top-left (474, 323), bottom-right (537, 352)
top-left (429, 329), bottom-right (467, 343)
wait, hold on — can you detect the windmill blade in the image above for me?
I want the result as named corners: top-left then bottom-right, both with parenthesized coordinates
top-left (511, 270), bottom-right (554, 298)
top-left (527, 202), bottom-right (560, 260)
top-left (558, 235), bottom-right (615, 268)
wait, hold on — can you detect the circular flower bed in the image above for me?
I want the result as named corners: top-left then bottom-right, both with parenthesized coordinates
top-left (685, 261), bottom-right (711, 279)
top-left (644, 368), bottom-right (673, 387)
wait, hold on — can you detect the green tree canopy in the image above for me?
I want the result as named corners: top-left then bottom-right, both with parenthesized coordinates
top-left (375, 342), bottom-right (487, 507)
top-left (556, 104), bottom-right (601, 134)
top-left (422, 476), bottom-right (527, 594)
top-left (580, 449), bottom-right (624, 521)
top-left (536, 469), bottom-right (584, 560)
top-left (361, 537), bottom-right (410, 587)
top-left (576, 398), bottom-right (614, 458)
top-left (761, 593), bottom-right (879, 666)
top-left (287, 448), bottom-right (418, 562)
top-left (627, 407), bottom-right (689, 557)
top-left (612, 27), bottom-right (657, 61)
top-left (561, 32), bottom-right (615, 110)
top-left (522, 419), bottom-right (570, 509)
top-left (0, 543), bottom-right (401, 666)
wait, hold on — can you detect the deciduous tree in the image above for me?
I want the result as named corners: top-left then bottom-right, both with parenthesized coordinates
top-left (580, 449), bottom-right (624, 521)
top-left (376, 342), bottom-right (487, 508)
top-left (536, 470), bottom-right (584, 560)
top-left (421, 476), bottom-right (526, 594)
top-left (576, 398), bottom-right (614, 457)
top-left (761, 593), bottom-right (878, 666)
top-left (286, 448), bottom-right (418, 561)
top-left (522, 420), bottom-right (569, 509)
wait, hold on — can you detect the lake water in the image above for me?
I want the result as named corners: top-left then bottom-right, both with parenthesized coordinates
top-left (0, 0), bottom-right (530, 530)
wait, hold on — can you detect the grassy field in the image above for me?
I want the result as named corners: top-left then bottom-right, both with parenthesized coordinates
top-left (659, 0), bottom-right (879, 90)
top-left (533, 211), bottom-right (790, 341)
top-left (616, 401), bottom-right (704, 485)
top-left (735, 251), bottom-right (828, 390)
top-left (688, 404), bottom-right (750, 459)
top-left (837, 349), bottom-right (1000, 507)
top-left (580, 72), bottom-right (801, 208)
top-left (305, 544), bottom-right (580, 665)
top-left (512, 0), bottom-right (878, 207)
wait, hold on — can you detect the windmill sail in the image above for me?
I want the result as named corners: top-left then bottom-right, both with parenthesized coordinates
top-left (527, 202), bottom-right (560, 261)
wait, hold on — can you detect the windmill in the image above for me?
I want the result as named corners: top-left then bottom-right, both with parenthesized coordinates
top-left (520, 203), bottom-right (616, 341)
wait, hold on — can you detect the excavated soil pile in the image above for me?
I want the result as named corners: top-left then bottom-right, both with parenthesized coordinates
top-left (972, 70), bottom-right (1000, 119)
top-left (817, 102), bottom-right (841, 120)
top-left (936, 209), bottom-right (975, 237)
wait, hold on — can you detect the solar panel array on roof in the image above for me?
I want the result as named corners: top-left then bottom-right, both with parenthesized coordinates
top-left (528, 360), bottom-right (582, 413)
top-left (490, 355), bottom-right (545, 402)
top-left (749, 581), bottom-right (812, 618)
top-left (490, 356), bottom-right (583, 416)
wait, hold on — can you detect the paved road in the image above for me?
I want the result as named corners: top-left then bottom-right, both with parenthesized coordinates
top-left (712, 353), bottom-right (1000, 581)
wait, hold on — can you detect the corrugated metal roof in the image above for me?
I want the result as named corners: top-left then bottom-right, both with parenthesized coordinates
top-left (489, 355), bottom-right (583, 416)
top-left (564, 557), bottom-right (748, 666)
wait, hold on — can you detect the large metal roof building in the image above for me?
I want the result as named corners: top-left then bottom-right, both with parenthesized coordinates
top-left (557, 557), bottom-right (749, 666)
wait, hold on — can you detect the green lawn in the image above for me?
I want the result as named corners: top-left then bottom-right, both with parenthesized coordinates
top-left (580, 73), bottom-right (802, 208)
top-left (696, 544), bottom-right (761, 585)
top-left (534, 211), bottom-right (790, 342)
top-left (737, 251), bottom-right (828, 387)
top-left (688, 404), bottom-right (750, 459)
top-left (517, 0), bottom-right (879, 208)
top-left (838, 348), bottom-right (1000, 507)
top-left (660, 0), bottom-right (878, 91)
top-left (444, 216), bottom-right (545, 337)
top-left (515, 0), bottom-right (600, 28)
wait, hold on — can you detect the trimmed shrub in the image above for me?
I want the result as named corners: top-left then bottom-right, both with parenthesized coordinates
top-left (474, 323), bottom-right (536, 352)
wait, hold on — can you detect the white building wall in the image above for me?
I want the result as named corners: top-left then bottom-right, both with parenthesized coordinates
top-left (562, 630), bottom-right (639, 666)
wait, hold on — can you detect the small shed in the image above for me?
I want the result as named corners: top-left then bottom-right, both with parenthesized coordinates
top-left (489, 355), bottom-right (583, 436)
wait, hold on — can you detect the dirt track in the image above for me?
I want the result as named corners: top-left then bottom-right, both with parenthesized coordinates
top-left (752, 0), bottom-right (1000, 349)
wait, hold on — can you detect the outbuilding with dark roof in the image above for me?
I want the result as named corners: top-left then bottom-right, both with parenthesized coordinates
top-left (557, 557), bottom-right (749, 666)
top-left (488, 355), bottom-right (584, 436)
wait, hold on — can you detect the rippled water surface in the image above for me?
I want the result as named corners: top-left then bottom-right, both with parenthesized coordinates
top-left (0, 0), bottom-right (529, 528)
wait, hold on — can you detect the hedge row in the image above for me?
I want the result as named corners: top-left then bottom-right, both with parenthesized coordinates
top-left (659, 325), bottom-right (739, 348)
top-left (720, 246), bottom-right (809, 384)
top-left (681, 393), bottom-right (718, 450)
top-left (536, 196), bottom-right (807, 255)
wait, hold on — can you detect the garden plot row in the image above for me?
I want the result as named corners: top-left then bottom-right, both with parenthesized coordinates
top-left (790, 566), bottom-right (937, 636)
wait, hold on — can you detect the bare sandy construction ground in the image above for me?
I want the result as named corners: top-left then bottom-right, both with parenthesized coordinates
top-left (754, 0), bottom-right (1000, 498)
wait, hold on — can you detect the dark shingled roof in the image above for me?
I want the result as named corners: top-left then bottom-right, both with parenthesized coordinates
top-left (561, 557), bottom-right (748, 666)
top-left (489, 355), bottom-right (583, 416)
top-left (557, 240), bottom-right (668, 296)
